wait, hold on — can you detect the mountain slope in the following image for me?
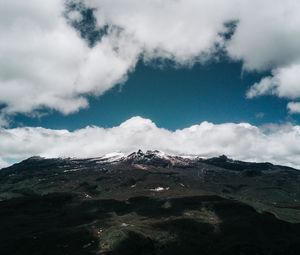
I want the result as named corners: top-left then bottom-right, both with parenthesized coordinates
top-left (0, 150), bottom-right (300, 254)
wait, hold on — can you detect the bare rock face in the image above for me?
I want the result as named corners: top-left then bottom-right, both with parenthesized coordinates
top-left (0, 151), bottom-right (300, 255)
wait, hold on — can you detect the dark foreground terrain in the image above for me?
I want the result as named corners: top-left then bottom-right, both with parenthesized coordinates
top-left (0, 150), bottom-right (300, 255)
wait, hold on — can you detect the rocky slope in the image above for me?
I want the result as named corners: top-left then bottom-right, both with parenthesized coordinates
top-left (0, 150), bottom-right (300, 255)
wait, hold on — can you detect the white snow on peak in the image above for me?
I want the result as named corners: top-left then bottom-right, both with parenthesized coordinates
top-left (100, 152), bottom-right (125, 160)
top-left (128, 150), bottom-right (169, 159)
top-left (96, 152), bottom-right (125, 163)
top-left (82, 152), bottom-right (126, 164)
top-left (71, 150), bottom-right (204, 166)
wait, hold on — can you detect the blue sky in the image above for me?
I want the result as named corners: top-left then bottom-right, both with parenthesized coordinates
top-left (12, 60), bottom-right (295, 131)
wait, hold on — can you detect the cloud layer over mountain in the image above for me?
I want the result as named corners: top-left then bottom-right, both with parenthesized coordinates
top-left (1, 116), bottom-right (300, 169)
top-left (1, 0), bottom-right (300, 122)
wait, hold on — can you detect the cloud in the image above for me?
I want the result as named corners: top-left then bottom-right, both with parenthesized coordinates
top-left (85, 0), bottom-right (238, 63)
top-left (87, 0), bottom-right (300, 71)
top-left (1, 116), bottom-right (300, 169)
top-left (1, 0), bottom-right (236, 120)
top-left (225, 0), bottom-right (300, 110)
top-left (0, 157), bottom-right (9, 169)
top-left (246, 64), bottom-right (300, 99)
top-left (1, 0), bottom-right (300, 120)
top-left (85, 0), bottom-right (300, 111)
top-left (0, 0), bottom-right (139, 118)
top-left (287, 102), bottom-right (300, 114)
top-left (226, 0), bottom-right (300, 71)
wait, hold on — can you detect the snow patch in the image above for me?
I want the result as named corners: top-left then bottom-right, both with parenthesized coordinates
top-left (150, 187), bottom-right (170, 192)
top-left (95, 152), bottom-right (125, 163)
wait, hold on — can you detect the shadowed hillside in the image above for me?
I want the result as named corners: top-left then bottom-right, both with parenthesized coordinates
top-left (0, 151), bottom-right (300, 254)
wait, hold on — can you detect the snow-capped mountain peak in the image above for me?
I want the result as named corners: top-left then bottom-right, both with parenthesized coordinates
top-left (127, 150), bottom-right (168, 160)
top-left (87, 150), bottom-right (188, 166)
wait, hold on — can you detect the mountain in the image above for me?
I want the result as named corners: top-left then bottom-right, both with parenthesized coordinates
top-left (0, 150), bottom-right (300, 255)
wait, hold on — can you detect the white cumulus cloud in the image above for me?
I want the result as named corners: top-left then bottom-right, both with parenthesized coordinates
top-left (86, 0), bottom-right (300, 112)
top-left (1, 0), bottom-right (300, 121)
top-left (226, 0), bottom-right (300, 109)
top-left (85, 0), bottom-right (239, 63)
top-left (247, 64), bottom-right (300, 99)
top-left (0, 0), bottom-right (139, 118)
top-left (287, 102), bottom-right (300, 114)
top-left (226, 0), bottom-right (300, 71)
top-left (1, 116), bottom-right (300, 169)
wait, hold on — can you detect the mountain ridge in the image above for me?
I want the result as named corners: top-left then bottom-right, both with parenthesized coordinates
top-left (3, 149), bottom-right (297, 172)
